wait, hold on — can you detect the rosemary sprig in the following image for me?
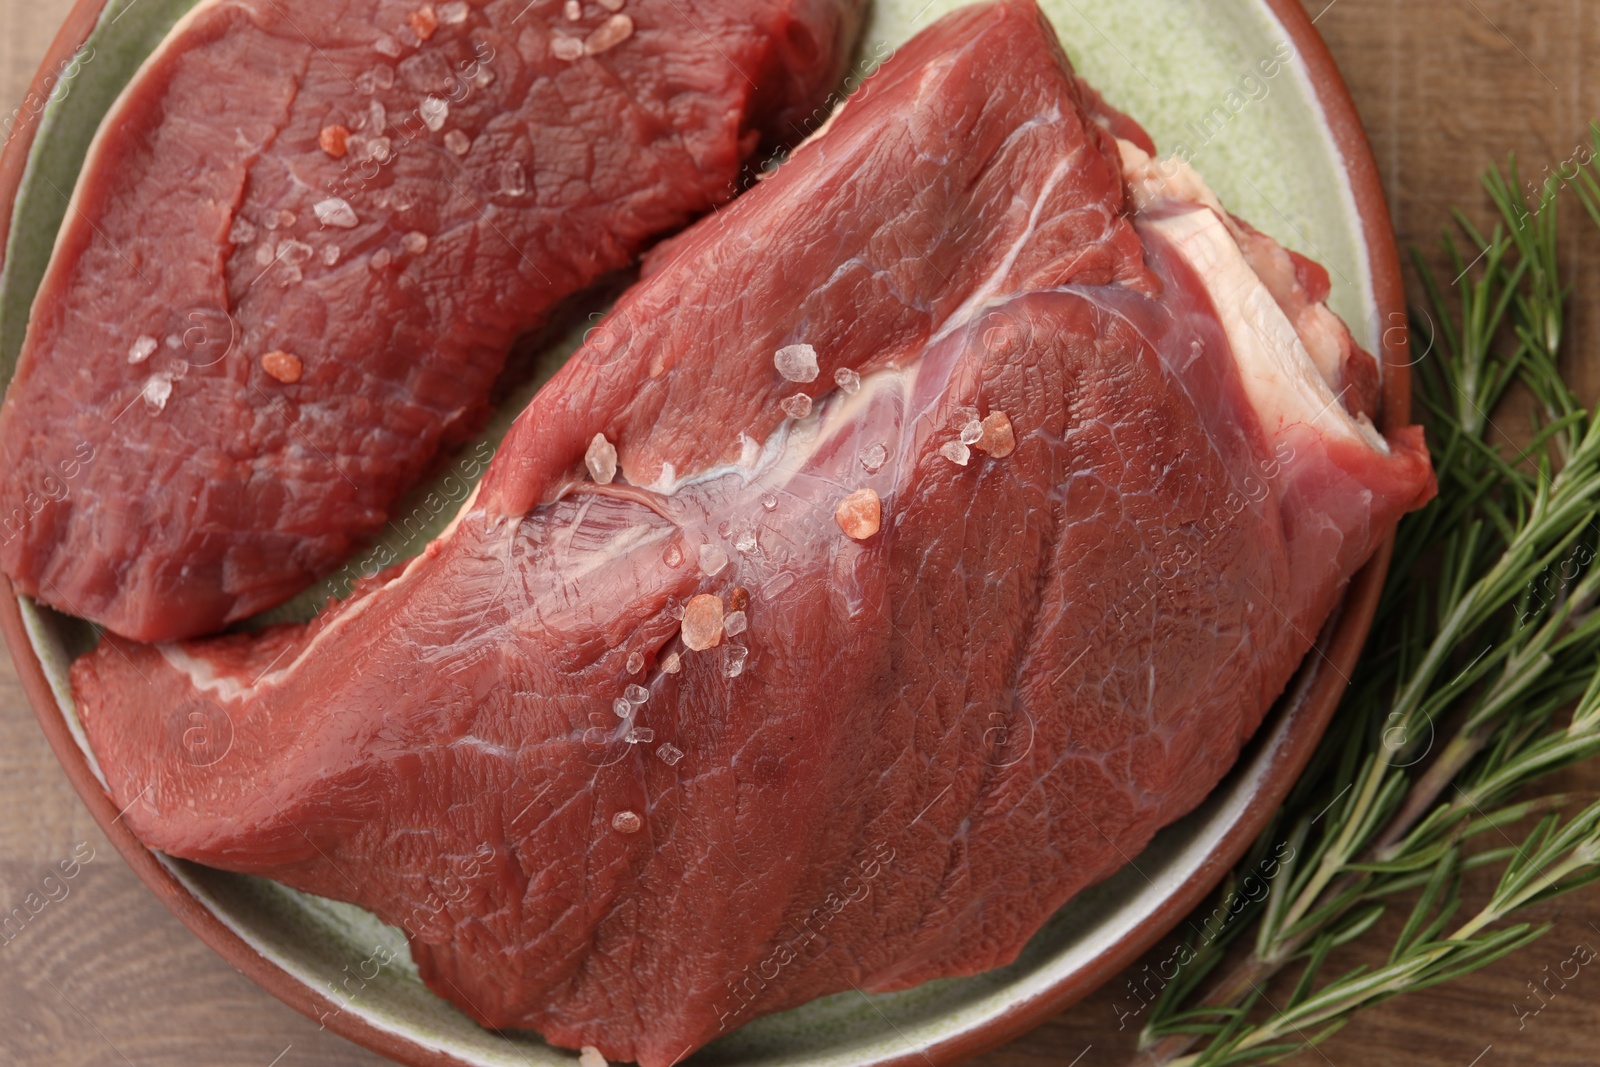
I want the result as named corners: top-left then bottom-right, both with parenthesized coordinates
top-left (1134, 126), bottom-right (1600, 1067)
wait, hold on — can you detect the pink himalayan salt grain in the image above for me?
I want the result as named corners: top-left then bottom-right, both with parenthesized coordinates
top-left (681, 594), bottom-right (724, 651)
top-left (774, 343), bottom-right (819, 382)
top-left (586, 14), bottom-right (634, 55)
top-left (940, 440), bottom-right (971, 467)
top-left (261, 350), bottom-right (303, 383)
top-left (835, 488), bottom-right (881, 541)
top-left (976, 411), bottom-right (1016, 458)
top-left (319, 124), bottom-right (350, 158)
top-left (586, 433), bottom-right (618, 484)
top-left (407, 6), bottom-right (439, 40)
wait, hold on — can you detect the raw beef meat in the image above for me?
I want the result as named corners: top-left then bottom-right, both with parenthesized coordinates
top-left (72, 2), bottom-right (1435, 1063)
top-left (0, 0), bottom-right (864, 642)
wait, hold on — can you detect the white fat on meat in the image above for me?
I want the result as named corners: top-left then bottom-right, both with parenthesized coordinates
top-left (1118, 140), bottom-right (1385, 453)
top-left (1118, 140), bottom-right (1352, 388)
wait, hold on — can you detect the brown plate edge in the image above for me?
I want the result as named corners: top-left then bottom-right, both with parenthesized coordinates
top-left (0, 2), bottom-right (1407, 1066)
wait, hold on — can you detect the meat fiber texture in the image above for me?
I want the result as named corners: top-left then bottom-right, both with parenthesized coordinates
top-left (73, 2), bottom-right (1436, 1063)
top-left (0, 0), bottom-right (865, 642)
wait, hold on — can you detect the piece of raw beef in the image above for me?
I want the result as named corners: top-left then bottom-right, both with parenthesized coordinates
top-left (0, 0), bottom-right (864, 641)
top-left (72, 2), bottom-right (1435, 1063)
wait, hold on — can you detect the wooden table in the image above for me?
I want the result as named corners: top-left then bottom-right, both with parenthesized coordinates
top-left (2, 1), bottom-right (1598, 1064)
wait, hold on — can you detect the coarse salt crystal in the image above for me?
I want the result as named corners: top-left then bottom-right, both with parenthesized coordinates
top-left (613, 697), bottom-right (632, 719)
top-left (940, 440), bottom-right (971, 466)
top-left (725, 645), bottom-right (749, 678)
top-left (314, 198), bottom-right (359, 228)
top-left (834, 367), bottom-right (861, 394)
top-left (228, 217), bottom-right (256, 245)
top-left (374, 34), bottom-right (403, 57)
top-left (564, 0), bottom-right (582, 18)
top-left (760, 494), bottom-right (778, 511)
top-left (835, 488), bottom-right (881, 540)
top-left (420, 95), bottom-right (450, 131)
top-left (859, 442), bottom-right (888, 473)
top-left (625, 683), bottom-right (649, 704)
top-left (625, 726), bottom-right (655, 744)
top-left (322, 245), bottom-right (342, 266)
top-left (625, 651), bottom-right (644, 675)
top-left (373, 65), bottom-right (397, 90)
top-left (255, 243), bottom-right (277, 266)
top-left (444, 129), bottom-right (472, 155)
top-left (128, 336), bottom-right (157, 364)
top-left (774, 343), bottom-right (819, 383)
top-left (438, 0), bottom-right (469, 24)
top-left (585, 433), bottom-right (618, 484)
top-left (663, 543), bottom-right (684, 568)
top-left (656, 742), bottom-right (684, 766)
top-left (408, 6), bottom-right (439, 40)
top-left (262, 350), bottom-right (303, 383)
top-left (142, 374), bottom-right (173, 413)
top-left (611, 811), bottom-right (642, 834)
top-left (402, 231), bottom-right (430, 254)
top-left (681, 594), bottom-right (724, 651)
top-left (551, 35), bottom-right (585, 61)
top-left (371, 248), bottom-right (394, 271)
top-left (319, 124), bottom-right (350, 158)
top-left (960, 419), bottom-right (984, 446)
top-left (723, 610), bottom-right (748, 637)
top-left (586, 14), bottom-right (634, 55)
top-left (499, 160), bottom-right (530, 196)
top-left (976, 411), bottom-right (1016, 458)
top-left (661, 652), bottom-right (682, 674)
top-left (367, 136), bottom-right (394, 162)
top-left (699, 544), bottom-right (728, 576)
top-left (280, 240), bottom-right (314, 266)
top-left (780, 393), bottom-right (813, 419)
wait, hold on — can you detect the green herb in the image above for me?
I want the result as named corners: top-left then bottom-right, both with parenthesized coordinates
top-left (1136, 123), bottom-right (1600, 1067)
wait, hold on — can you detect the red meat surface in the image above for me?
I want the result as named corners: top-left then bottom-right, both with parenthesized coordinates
top-left (71, 2), bottom-right (1435, 1063)
top-left (0, 0), bottom-right (864, 642)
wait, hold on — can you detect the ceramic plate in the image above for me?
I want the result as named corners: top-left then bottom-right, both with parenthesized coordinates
top-left (0, 1), bottom-right (1406, 1064)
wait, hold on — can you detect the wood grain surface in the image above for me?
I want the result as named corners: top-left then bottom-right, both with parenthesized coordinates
top-left (3, 1), bottom-right (1599, 1064)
